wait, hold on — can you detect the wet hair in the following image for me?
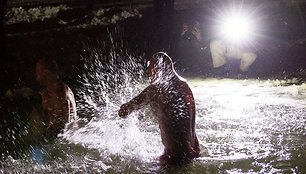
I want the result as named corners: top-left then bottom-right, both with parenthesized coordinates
top-left (37, 59), bottom-right (58, 73)
top-left (150, 52), bottom-right (174, 71)
top-left (147, 52), bottom-right (176, 83)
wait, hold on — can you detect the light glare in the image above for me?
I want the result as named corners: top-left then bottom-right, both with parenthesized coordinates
top-left (219, 13), bottom-right (254, 44)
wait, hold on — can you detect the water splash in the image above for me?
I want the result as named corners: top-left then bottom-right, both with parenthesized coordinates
top-left (60, 39), bottom-right (164, 167)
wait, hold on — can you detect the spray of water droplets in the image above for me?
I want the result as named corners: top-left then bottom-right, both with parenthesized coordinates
top-left (60, 37), bottom-right (164, 165)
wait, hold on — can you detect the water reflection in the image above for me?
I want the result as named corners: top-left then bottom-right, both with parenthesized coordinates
top-left (192, 78), bottom-right (305, 173)
top-left (1, 74), bottom-right (305, 173)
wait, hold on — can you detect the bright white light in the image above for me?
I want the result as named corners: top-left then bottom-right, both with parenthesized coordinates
top-left (218, 13), bottom-right (254, 44)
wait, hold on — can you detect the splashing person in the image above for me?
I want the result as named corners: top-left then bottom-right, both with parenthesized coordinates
top-left (118, 52), bottom-right (200, 166)
top-left (35, 59), bottom-right (77, 139)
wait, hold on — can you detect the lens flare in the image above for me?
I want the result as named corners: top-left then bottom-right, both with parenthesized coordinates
top-left (218, 13), bottom-right (254, 44)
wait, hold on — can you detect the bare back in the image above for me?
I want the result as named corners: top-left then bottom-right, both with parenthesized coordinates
top-left (149, 77), bottom-right (199, 157)
top-left (41, 82), bottom-right (77, 131)
top-left (118, 52), bottom-right (200, 166)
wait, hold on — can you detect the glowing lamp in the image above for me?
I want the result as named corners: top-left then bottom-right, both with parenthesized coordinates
top-left (218, 12), bottom-right (254, 44)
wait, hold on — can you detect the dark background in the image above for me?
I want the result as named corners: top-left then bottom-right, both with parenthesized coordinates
top-left (1, 0), bottom-right (306, 93)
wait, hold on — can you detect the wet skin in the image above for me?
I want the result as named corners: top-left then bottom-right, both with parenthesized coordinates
top-left (36, 61), bottom-right (77, 135)
top-left (118, 52), bottom-right (200, 166)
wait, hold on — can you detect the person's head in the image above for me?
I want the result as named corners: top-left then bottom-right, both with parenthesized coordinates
top-left (147, 52), bottom-right (175, 83)
top-left (36, 59), bottom-right (59, 86)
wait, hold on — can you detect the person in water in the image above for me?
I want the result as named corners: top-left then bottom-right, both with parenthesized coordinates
top-left (34, 59), bottom-right (77, 138)
top-left (118, 52), bottom-right (200, 166)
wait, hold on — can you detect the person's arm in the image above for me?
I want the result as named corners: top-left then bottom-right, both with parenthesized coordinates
top-left (118, 85), bottom-right (156, 118)
top-left (66, 86), bottom-right (77, 121)
top-left (191, 26), bottom-right (201, 42)
top-left (64, 85), bottom-right (78, 129)
top-left (181, 23), bottom-right (188, 36)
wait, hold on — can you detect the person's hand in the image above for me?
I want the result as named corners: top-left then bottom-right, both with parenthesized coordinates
top-left (192, 26), bottom-right (201, 41)
top-left (118, 103), bottom-right (130, 118)
top-left (181, 23), bottom-right (188, 36)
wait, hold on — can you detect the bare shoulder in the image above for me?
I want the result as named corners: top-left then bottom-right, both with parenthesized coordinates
top-left (175, 78), bottom-right (193, 95)
top-left (61, 83), bottom-right (75, 101)
top-left (173, 77), bottom-right (190, 88)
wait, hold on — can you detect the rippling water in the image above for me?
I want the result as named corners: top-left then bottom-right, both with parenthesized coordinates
top-left (190, 78), bottom-right (306, 173)
top-left (1, 76), bottom-right (305, 173)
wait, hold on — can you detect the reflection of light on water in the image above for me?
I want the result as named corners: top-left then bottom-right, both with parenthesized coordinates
top-left (190, 78), bottom-right (305, 173)
top-left (61, 76), bottom-right (305, 173)
top-left (2, 69), bottom-right (305, 173)
top-left (62, 115), bottom-right (163, 162)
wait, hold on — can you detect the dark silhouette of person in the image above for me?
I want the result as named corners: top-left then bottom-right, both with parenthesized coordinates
top-left (173, 6), bottom-right (212, 76)
top-left (118, 52), bottom-right (200, 167)
top-left (176, 20), bottom-right (209, 75)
